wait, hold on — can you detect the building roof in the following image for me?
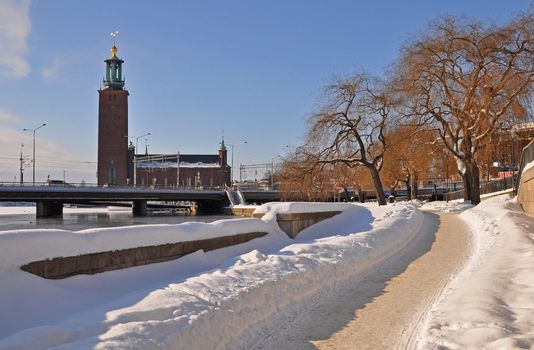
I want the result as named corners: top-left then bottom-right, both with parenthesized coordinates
top-left (136, 154), bottom-right (220, 163)
top-left (135, 153), bottom-right (224, 169)
top-left (512, 121), bottom-right (534, 131)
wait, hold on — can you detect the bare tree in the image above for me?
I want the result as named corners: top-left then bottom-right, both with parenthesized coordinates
top-left (396, 13), bottom-right (534, 204)
top-left (305, 73), bottom-right (392, 205)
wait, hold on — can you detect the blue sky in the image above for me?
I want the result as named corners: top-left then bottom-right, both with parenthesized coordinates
top-left (0, 0), bottom-right (531, 183)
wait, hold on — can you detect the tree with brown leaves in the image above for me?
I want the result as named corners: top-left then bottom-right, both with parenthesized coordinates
top-left (396, 13), bottom-right (534, 204)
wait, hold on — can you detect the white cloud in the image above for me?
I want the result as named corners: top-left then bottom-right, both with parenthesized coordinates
top-left (0, 109), bottom-right (20, 122)
top-left (0, 0), bottom-right (31, 79)
top-left (42, 57), bottom-right (61, 80)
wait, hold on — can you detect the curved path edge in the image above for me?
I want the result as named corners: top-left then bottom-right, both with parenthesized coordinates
top-left (252, 210), bottom-right (471, 350)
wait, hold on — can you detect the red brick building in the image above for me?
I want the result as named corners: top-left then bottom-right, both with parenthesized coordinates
top-left (135, 145), bottom-right (230, 188)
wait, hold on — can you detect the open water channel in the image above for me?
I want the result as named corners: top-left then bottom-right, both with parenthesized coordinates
top-left (0, 206), bottom-right (232, 231)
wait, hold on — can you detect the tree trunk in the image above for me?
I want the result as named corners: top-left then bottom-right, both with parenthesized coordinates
top-left (461, 168), bottom-right (472, 202)
top-left (468, 160), bottom-right (481, 205)
top-left (411, 175), bottom-right (419, 200)
top-left (405, 176), bottom-right (412, 201)
top-left (368, 166), bottom-right (386, 205)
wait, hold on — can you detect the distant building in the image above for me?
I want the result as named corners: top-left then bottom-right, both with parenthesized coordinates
top-left (97, 44), bottom-right (230, 188)
top-left (135, 141), bottom-right (230, 188)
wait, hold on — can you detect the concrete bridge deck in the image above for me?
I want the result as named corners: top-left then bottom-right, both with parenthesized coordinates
top-left (0, 186), bottom-right (280, 217)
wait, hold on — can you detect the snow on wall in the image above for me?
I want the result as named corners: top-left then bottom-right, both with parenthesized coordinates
top-left (253, 201), bottom-right (354, 216)
top-left (0, 218), bottom-right (273, 272)
top-left (523, 159), bottom-right (534, 173)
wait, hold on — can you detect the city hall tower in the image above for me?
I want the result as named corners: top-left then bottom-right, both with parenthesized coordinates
top-left (97, 44), bottom-right (129, 186)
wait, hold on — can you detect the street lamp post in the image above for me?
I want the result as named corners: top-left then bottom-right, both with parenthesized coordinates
top-left (227, 141), bottom-right (247, 185)
top-left (23, 123), bottom-right (46, 186)
top-left (270, 154), bottom-right (283, 190)
top-left (134, 132), bottom-right (151, 187)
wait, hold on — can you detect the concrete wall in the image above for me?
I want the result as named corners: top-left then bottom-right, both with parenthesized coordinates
top-left (253, 211), bottom-right (342, 239)
top-left (226, 207), bottom-right (256, 217)
top-left (21, 231), bottom-right (267, 279)
top-left (518, 166), bottom-right (534, 217)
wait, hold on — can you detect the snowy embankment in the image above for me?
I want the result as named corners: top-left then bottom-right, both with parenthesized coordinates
top-left (0, 202), bottom-right (423, 350)
top-left (418, 196), bottom-right (534, 349)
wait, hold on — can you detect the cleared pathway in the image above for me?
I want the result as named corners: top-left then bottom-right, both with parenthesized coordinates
top-left (252, 211), bottom-right (471, 350)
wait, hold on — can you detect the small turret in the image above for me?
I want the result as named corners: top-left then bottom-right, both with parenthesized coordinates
top-left (219, 135), bottom-right (227, 166)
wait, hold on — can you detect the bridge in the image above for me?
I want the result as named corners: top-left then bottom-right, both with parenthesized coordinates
top-left (0, 186), bottom-right (281, 217)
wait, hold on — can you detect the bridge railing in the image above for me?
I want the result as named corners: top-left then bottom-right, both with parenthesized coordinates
top-left (0, 181), bottom-right (243, 192)
top-left (0, 181), bottom-right (97, 188)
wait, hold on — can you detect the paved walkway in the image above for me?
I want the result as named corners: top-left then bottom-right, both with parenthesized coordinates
top-left (253, 211), bottom-right (471, 350)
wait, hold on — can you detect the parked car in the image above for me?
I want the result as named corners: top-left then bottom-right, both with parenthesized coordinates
top-left (45, 179), bottom-right (73, 187)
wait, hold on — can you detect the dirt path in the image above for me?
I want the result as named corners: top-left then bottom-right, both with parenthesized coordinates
top-left (253, 211), bottom-right (471, 350)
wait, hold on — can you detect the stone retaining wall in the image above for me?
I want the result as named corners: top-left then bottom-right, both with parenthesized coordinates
top-left (21, 231), bottom-right (267, 279)
top-left (253, 211), bottom-right (342, 238)
top-left (518, 166), bottom-right (534, 217)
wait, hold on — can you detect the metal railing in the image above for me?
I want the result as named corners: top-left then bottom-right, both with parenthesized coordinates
top-left (444, 174), bottom-right (519, 202)
top-left (0, 181), bottom-right (233, 191)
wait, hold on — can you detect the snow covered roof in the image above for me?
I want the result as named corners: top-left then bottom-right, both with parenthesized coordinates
top-left (512, 121), bottom-right (534, 131)
top-left (136, 161), bottom-right (221, 169)
top-left (136, 154), bottom-right (220, 163)
top-left (135, 154), bottom-right (222, 169)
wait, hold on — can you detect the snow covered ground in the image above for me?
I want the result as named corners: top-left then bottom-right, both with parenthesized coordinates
top-left (1, 195), bottom-right (531, 350)
top-left (420, 199), bottom-right (474, 213)
top-left (0, 202), bottom-right (423, 349)
top-left (417, 195), bottom-right (534, 349)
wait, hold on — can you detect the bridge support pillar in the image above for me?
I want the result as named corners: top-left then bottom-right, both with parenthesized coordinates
top-left (194, 201), bottom-right (225, 215)
top-left (132, 201), bottom-right (147, 216)
top-left (36, 201), bottom-right (63, 217)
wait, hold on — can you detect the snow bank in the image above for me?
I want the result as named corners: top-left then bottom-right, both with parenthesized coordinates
top-left (253, 201), bottom-right (353, 217)
top-left (418, 196), bottom-right (534, 349)
top-left (420, 200), bottom-right (474, 213)
top-left (0, 202), bottom-right (425, 350)
top-left (523, 159), bottom-right (534, 173)
top-left (0, 218), bottom-right (273, 272)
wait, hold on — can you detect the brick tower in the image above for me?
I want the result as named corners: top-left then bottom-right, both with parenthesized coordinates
top-left (97, 43), bottom-right (129, 186)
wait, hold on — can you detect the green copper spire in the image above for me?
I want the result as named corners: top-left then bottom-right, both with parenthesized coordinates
top-left (103, 33), bottom-right (125, 90)
top-left (220, 130), bottom-right (226, 150)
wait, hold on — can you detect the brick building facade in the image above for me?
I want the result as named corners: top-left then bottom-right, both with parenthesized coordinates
top-left (97, 45), bottom-right (130, 186)
top-left (135, 147), bottom-right (230, 189)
